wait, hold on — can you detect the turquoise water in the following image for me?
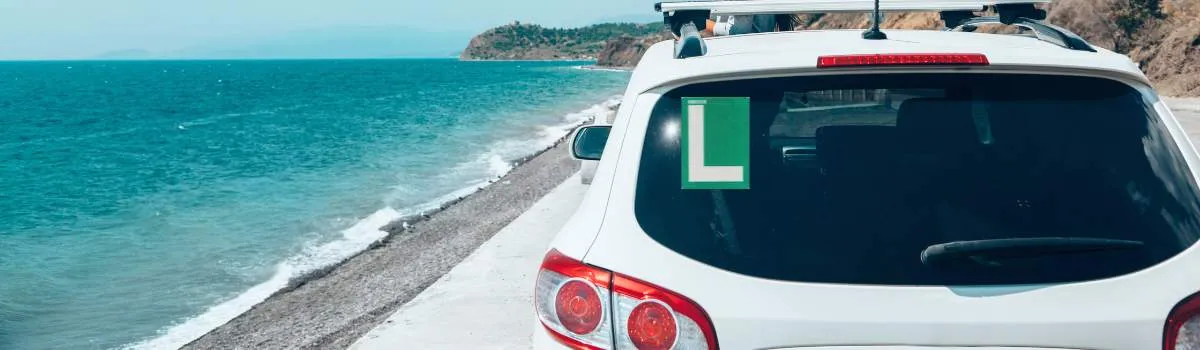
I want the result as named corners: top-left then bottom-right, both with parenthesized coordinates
top-left (0, 59), bottom-right (629, 350)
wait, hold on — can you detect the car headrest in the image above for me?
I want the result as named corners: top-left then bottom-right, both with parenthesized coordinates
top-left (896, 98), bottom-right (977, 153)
top-left (815, 125), bottom-right (898, 171)
top-left (986, 100), bottom-right (1051, 145)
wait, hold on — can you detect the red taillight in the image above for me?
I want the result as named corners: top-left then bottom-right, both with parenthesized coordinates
top-left (556, 279), bottom-right (604, 334)
top-left (817, 53), bottom-right (989, 68)
top-left (535, 249), bottom-right (718, 349)
top-left (628, 300), bottom-right (679, 350)
top-left (536, 250), bottom-right (612, 349)
top-left (1165, 292), bottom-right (1200, 349)
top-left (613, 273), bottom-right (717, 350)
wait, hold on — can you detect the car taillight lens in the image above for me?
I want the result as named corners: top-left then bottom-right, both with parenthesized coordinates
top-left (817, 53), bottom-right (989, 68)
top-left (556, 279), bottom-right (605, 334)
top-left (1165, 292), bottom-right (1200, 349)
top-left (613, 274), bottom-right (716, 350)
top-left (536, 250), bottom-right (613, 349)
top-left (535, 249), bottom-right (718, 350)
top-left (626, 300), bottom-right (679, 349)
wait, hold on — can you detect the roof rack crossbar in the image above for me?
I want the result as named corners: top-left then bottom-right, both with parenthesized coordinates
top-left (953, 16), bottom-right (1096, 52)
top-left (674, 21), bottom-right (708, 59)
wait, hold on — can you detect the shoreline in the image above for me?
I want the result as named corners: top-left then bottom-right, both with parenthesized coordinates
top-left (576, 65), bottom-right (634, 72)
top-left (457, 58), bottom-right (597, 62)
top-left (171, 101), bottom-right (614, 349)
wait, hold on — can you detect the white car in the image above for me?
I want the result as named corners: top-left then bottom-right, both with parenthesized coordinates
top-left (540, 1), bottom-right (1200, 349)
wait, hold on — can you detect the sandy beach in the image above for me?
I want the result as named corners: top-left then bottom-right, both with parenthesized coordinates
top-left (181, 128), bottom-right (585, 349)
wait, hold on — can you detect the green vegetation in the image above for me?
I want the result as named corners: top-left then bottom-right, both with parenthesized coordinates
top-left (462, 22), bottom-right (667, 60)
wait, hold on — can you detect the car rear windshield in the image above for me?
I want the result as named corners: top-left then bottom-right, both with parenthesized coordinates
top-left (634, 73), bottom-right (1200, 286)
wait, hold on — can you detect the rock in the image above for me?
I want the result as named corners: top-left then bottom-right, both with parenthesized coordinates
top-left (595, 33), bottom-right (674, 67)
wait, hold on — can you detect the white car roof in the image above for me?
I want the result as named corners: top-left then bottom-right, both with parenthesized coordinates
top-left (627, 29), bottom-right (1148, 94)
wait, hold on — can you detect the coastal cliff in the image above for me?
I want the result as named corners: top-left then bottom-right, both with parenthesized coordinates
top-left (594, 33), bottom-right (674, 67)
top-left (460, 22), bottom-right (667, 62)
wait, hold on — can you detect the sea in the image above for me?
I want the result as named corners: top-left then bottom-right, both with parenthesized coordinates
top-left (0, 59), bottom-right (630, 350)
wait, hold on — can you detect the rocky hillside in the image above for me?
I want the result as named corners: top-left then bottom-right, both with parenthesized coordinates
top-left (460, 22), bottom-right (666, 61)
top-left (595, 32), bottom-right (674, 66)
top-left (789, 0), bottom-right (1199, 96)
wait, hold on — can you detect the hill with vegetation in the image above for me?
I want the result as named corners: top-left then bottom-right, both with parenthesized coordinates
top-left (460, 22), bottom-right (668, 61)
top-left (464, 1), bottom-right (1198, 95)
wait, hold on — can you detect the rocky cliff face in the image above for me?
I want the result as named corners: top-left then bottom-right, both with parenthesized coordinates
top-left (461, 22), bottom-right (666, 61)
top-left (595, 33), bottom-right (673, 67)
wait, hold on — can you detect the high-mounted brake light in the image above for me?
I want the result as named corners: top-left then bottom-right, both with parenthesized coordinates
top-left (535, 250), bottom-right (718, 349)
top-left (817, 53), bottom-right (990, 68)
top-left (1164, 292), bottom-right (1200, 349)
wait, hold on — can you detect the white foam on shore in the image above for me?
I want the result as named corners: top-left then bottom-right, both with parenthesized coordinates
top-left (124, 95), bottom-right (621, 350)
top-left (573, 65), bottom-right (632, 73)
top-left (455, 95), bottom-right (621, 182)
top-left (125, 207), bottom-right (401, 350)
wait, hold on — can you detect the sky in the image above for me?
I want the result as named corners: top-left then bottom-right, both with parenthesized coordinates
top-left (0, 0), bottom-right (659, 60)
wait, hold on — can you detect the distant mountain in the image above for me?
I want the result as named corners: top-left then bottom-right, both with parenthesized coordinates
top-left (461, 22), bottom-right (669, 62)
top-left (170, 26), bottom-right (473, 59)
top-left (92, 49), bottom-right (154, 60)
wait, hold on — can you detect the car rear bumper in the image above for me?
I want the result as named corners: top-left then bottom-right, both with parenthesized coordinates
top-left (775, 348), bottom-right (1080, 350)
top-left (532, 317), bottom-right (567, 349)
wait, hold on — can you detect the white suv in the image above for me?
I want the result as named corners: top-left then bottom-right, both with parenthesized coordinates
top-left (542, 1), bottom-right (1200, 349)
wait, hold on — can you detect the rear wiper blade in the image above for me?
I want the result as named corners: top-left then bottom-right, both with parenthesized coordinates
top-left (920, 237), bottom-right (1144, 266)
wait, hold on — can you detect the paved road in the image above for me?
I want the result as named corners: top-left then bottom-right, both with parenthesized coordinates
top-left (1168, 98), bottom-right (1200, 140)
top-left (350, 175), bottom-right (586, 350)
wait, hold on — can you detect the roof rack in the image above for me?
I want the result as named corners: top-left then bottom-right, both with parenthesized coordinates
top-left (951, 16), bottom-right (1096, 52)
top-left (654, 0), bottom-right (1094, 59)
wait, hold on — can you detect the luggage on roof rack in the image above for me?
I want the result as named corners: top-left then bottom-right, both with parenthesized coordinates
top-left (654, 0), bottom-right (1095, 59)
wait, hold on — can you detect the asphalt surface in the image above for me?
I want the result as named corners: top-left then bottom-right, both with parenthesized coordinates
top-left (1168, 98), bottom-right (1200, 140)
top-left (349, 174), bottom-right (587, 349)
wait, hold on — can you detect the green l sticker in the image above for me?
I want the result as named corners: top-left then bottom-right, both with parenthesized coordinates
top-left (681, 97), bottom-right (750, 190)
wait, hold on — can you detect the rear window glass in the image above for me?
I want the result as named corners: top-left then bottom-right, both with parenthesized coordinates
top-left (634, 74), bottom-right (1200, 286)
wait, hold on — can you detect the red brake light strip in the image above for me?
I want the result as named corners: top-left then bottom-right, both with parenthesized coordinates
top-left (817, 53), bottom-right (990, 68)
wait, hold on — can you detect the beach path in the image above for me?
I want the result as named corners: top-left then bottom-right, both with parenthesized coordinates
top-left (1169, 98), bottom-right (1200, 140)
top-left (350, 174), bottom-right (586, 349)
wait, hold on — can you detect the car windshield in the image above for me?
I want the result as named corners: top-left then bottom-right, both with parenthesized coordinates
top-left (634, 73), bottom-right (1200, 286)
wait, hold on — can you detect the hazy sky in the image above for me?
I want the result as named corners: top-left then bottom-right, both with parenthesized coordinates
top-left (0, 0), bottom-right (657, 59)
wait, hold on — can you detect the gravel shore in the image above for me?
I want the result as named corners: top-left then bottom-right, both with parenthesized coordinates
top-left (182, 139), bottom-right (581, 349)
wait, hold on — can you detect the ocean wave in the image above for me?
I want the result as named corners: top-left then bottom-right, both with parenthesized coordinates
top-left (123, 207), bottom-right (400, 350)
top-left (123, 95), bottom-right (622, 350)
top-left (452, 95), bottom-right (620, 182)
